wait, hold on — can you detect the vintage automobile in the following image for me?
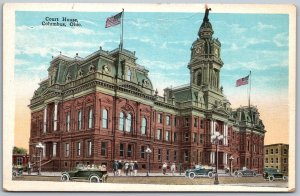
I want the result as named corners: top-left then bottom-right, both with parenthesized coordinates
top-left (61, 164), bottom-right (108, 183)
top-left (263, 168), bottom-right (287, 181)
top-left (234, 168), bottom-right (257, 177)
top-left (12, 165), bottom-right (24, 177)
top-left (185, 165), bottom-right (215, 179)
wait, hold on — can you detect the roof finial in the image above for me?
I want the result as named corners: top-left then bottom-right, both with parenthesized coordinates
top-left (59, 51), bottom-right (62, 55)
top-left (204, 4), bottom-right (211, 22)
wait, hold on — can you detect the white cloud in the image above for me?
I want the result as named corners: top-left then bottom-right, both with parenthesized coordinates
top-left (225, 61), bottom-right (267, 71)
top-left (230, 24), bottom-right (246, 34)
top-left (78, 19), bottom-right (98, 26)
top-left (126, 36), bottom-right (156, 46)
top-left (15, 59), bottom-right (30, 66)
top-left (139, 59), bottom-right (186, 71)
top-left (223, 37), bottom-right (270, 52)
top-left (159, 40), bottom-right (190, 49)
top-left (273, 32), bottom-right (288, 47)
top-left (256, 22), bottom-right (276, 31)
top-left (127, 18), bottom-right (150, 29)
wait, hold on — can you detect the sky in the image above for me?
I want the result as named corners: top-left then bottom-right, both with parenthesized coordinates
top-left (14, 11), bottom-right (289, 150)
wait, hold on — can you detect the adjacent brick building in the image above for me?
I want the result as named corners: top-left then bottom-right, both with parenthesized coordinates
top-left (264, 143), bottom-right (289, 176)
top-left (29, 9), bottom-right (266, 173)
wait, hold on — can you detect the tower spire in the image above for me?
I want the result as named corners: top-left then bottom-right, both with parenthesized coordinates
top-left (198, 5), bottom-right (214, 38)
top-left (203, 4), bottom-right (212, 22)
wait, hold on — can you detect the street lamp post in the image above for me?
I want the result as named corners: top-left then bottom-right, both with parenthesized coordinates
top-left (229, 156), bottom-right (234, 176)
top-left (36, 142), bottom-right (43, 175)
top-left (145, 146), bottom-right (152, 176)
top-left (211, 132), bottom-right (224, 185)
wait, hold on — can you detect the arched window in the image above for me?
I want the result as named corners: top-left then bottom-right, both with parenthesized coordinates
top-left (197, 71), bottom-right (202, 86)
top-left (102, 109), bottom-right (108, 129)
top-left (119, 112), bottom-right (125, 131)
top-left (78, 110), bottom-right (82, 130)
top-left (126, 113), bottom-right (132, 132)
top-left (88, 108), bottom-right (93, 129)
top-left (141, 117), bottom-right (147, 135)
top-left (66, 112), bottom-right (70, 132)
top-left (127, 69), bottom-right (132, 81)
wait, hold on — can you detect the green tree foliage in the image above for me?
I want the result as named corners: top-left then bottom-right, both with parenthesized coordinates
top-left (13, 146), bottom-right (27, 154)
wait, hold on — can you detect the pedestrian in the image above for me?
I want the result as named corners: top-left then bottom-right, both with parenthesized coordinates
top-left (171, 162), bottom-right (176, 176)
top-left (162, 162), bottom-right (167, 175)
top-left (118, 160), bottom-right (123, 176)
top-left (27, 162), bottom-right (31, 175)
top-left (124, 160), bottom-right (129, 176)
top-left (113, 160), bottom-right (118, 176)
top-left (129, 161), bottom-right (134, 176)
top-left (179, 163), bottom-right (182, 175)
top-left (133, 161), bottom-right (138, 176)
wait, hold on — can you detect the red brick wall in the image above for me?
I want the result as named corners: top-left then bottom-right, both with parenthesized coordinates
top-left (29, 92), bottom-right (264, 173)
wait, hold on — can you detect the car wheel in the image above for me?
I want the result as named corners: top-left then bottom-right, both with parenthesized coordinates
top-left (268, 176), bottom-right (274, 181)
top-left (208, 172), bottom-right (214, 178)
top-left (12, 171), bottom-right (17, 177)
top-left (234, 171), bottom-right (238, 177)
top-left (189, 172), bottom-right (195, 179)
top-left (283, 176), bottom-right (288, 181)
top-left (61, 173), bottom-right (70, 182)
top-left (237, 172), bottom-right (243, 177)
top-left (89, 175), bottom-right (100, 183)
top-left (253, 172), bottom-right (257, 177)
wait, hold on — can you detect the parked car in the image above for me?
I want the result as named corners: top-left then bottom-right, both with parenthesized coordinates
top-left (61, 164), bottom-right (108, 183)
top-left (12, 165), bottom-right (24, 177)
top-left (234, 168), bottom-right (257, 177)
top-left (185, 165), bottom-right (215, 179)
top-left (263, 168), bottom-right (287, 181)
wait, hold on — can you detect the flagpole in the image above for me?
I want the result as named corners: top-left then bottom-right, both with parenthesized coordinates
top-left (121, 8), bottom-right (124, 51)
top-left (248, 71), bottom-right (251, 108)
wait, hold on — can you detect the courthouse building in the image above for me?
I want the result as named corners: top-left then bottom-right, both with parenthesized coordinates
top-left (29, 9), bottom-right (266, 172)
top-left (264, 143), bottom-right (289, 176)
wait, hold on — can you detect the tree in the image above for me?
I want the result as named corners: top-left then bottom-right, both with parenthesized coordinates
top-left (13, 146), bottom-right (27, 154)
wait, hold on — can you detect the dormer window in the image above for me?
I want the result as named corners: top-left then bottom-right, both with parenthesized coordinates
top-left (89, 64), bottom-right (95, 73)
top-left (66, 73), bottom-right (71, 82)
top-left (77, 69), bottom-right (83, 78)
top-left (127, 69), bottom-right (132, 81)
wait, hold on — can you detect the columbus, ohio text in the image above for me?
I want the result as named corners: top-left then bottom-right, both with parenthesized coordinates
top-left (41, 17), bottom-right (82, 27)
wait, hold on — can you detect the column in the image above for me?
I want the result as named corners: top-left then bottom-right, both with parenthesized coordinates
top-left (223, 123), bottom-right (226, 145)
top-left (42, 144), bottom-right (46, 158)
top-left (53, 102), bottom-right (58, 131)
top-left (213, 121), bottom-right (216, 134)
top-left (226, 124), bottom-right (228, 145)
top-left (210, 152), bottom-right (213, 164)
top-left (43, 106), bottom-right (47, 133)
top-left (223, 152), bottom-right (227, 165)
top-left (53, 142), bottom-right (57, 157)
top-left (210, 120), bottom-right (213, 142)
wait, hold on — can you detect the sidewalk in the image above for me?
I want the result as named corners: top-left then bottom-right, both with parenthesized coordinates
top-left (23, 171), bottom-right (231, 177)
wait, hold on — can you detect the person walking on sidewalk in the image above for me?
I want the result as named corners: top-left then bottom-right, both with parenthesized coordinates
top-left (162, 162), bottom-right (167, 175)
top-left (133, 161), bottom-right (138, 176)
top-left (124, 160), bottom-right (129, 176)
top-left (118, 160), bottom-right (123, 176)
top-left (171, 162), bottom-right (176, 176)
top-left (129, 160), bottom-right (134, 176)
top-left (113, 160), bottom-right (118, 176)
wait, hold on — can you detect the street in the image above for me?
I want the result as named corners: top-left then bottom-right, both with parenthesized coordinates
top-left (13, 173), bottom-right (288, 188)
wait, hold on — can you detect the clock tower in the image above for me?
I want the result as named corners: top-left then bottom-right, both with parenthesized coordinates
top-left (188, 7), bottom-right (223, 89)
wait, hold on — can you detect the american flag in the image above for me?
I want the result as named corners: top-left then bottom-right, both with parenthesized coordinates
top-left (236, 75), bottom-right (249, 87)
top-left (105, 12), bottom-right (123, 28)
